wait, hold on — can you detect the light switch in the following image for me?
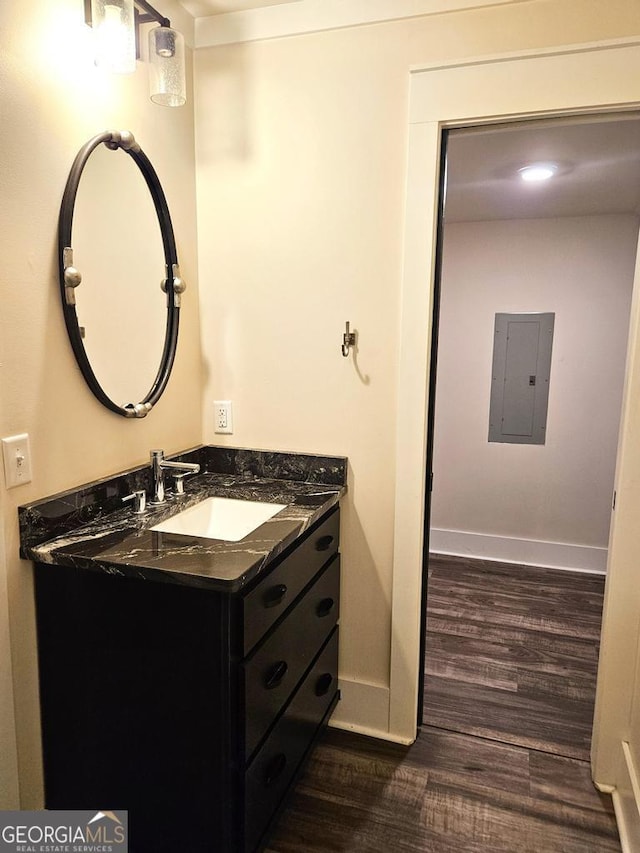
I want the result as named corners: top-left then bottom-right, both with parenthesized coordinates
top-left (2, 433), bottom-right (33, 488)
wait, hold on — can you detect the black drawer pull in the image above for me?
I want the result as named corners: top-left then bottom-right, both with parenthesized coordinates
top-left (316, 597), bottom-right (335, 618)
top-left (264, 753), bottom-right (287, 787)
top-left (264, 660), bottom-right (288, 690)
top-left (262, 583), bottom-right (288, 609)
top-left (315, 534), bottom-right (335, 552)
top-left (315, 673), bottom-right (334, 697)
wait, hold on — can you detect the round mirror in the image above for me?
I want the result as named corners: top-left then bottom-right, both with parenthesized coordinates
top-left (58, 130), bottom-right (185, 418)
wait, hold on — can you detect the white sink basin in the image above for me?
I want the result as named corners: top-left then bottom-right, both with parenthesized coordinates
top-left (150, 496), bottom-right (287, 542)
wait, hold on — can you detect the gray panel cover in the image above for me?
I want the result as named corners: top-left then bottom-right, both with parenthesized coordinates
top-left (489, 312), bottom-right (554, 445)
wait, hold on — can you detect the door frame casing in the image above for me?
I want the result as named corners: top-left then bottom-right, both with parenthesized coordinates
top-left (388, 37), bottom-right (640, 791)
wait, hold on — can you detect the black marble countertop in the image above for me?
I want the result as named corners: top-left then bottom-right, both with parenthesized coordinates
top-left (19, 446), bottom-right (347, 592)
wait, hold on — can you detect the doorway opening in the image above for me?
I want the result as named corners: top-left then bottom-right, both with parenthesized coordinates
top-left (418, 114), bottom-right (640, 755)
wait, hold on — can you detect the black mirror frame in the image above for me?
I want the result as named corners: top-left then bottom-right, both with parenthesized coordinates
top-left (58, 130), bottom-right (183, 418)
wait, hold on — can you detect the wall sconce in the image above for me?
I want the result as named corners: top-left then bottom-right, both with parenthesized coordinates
top-left (148, 22), bottom-right (186, 107)
top-left (88, 0), bottom-right (136, 73)
top-left (85, 0), bottom-right (186, 107)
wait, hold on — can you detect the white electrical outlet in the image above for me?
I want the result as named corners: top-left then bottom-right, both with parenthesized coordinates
top-left (2, 433), bottom-right (33, 488)
top-left (214, 401), bottom-right (233, 434)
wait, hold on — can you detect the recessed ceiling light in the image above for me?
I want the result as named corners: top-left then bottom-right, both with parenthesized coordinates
top-left (519, 163), bottom-right (558, 183)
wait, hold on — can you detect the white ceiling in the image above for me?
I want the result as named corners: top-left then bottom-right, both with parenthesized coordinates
top-left (179, 0), bottom-right (300, 17)
top-left (445, 115), bottom-right (640, 222)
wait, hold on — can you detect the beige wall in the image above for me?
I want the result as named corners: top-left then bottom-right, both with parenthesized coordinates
top-left (0, 0), bottom-right (201, 806)
top-left (194, 0), bottom-right (640, 728)
top-left (432, 215), bottom-right (637, 551)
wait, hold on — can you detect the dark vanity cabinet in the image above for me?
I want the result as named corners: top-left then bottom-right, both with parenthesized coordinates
top-left (34, 506), bottom-right (341, 853)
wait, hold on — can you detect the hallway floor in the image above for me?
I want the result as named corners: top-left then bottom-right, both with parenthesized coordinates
top-left (424, 554), bottom-right (605, 761)
top-left (266, 555), bottom-right (620, 852)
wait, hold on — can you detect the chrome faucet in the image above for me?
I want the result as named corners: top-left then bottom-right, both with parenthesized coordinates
top-left (150, 450), bottom-right (200, 504)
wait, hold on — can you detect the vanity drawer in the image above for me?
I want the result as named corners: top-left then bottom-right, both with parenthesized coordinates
top-left (243, 554), bottom-right (340, 760)
top-left (242, 507), bottom-right (339, 655)
top-left (244, 627), bottom-right (339, 853)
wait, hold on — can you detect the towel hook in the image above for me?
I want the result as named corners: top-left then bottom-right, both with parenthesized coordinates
top-left (342, 321), bottom-right (356, 357)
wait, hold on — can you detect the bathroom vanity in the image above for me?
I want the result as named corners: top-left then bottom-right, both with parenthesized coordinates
top-left (20, 446), bottom-right (346, 853)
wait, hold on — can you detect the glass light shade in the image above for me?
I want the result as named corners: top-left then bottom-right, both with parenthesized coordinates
top-left (519, 163), bottom-right (558, 183)
top-left (90, 0), bottom-right (136, 74)
top-left (148, 26), bottom-right (186, 107)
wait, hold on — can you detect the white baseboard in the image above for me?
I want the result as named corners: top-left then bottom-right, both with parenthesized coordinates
top-left (613, 791), bottom-right (632, 853)
top-left (329, 678), bottom-right (408, 743)
top-left (612, 743), bottom-right (640, 853)
top-left (429, 528), bottom-right (607, 574)
top-left (329, 719), bottom-right (414, 745)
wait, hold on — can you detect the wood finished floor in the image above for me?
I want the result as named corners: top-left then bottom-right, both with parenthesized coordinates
top-left (266, 555), bottom-right (620, 852)
top-left (423, 554), bottom-right (605, 761)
